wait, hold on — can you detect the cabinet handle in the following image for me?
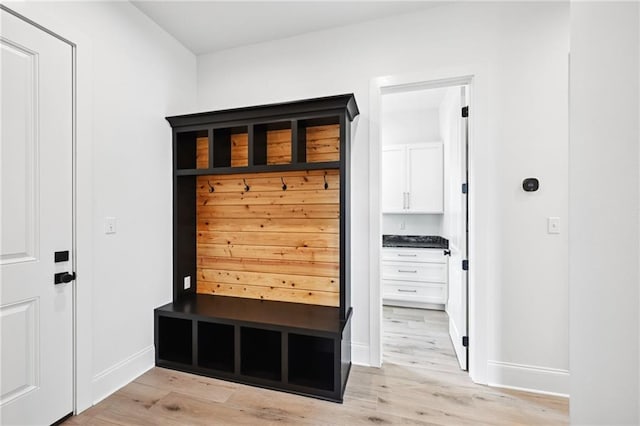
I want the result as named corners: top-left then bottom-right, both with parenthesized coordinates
top-left (398, 289), bottom-right (417, 293)
top-left (398, 269), bottom-right (418, 273)
top-left (397, 254), bottom-right (417, 257)
top-left (402, 192), bottom-right (407, 209)
top-left (406, 192), bottom-right (410, 210)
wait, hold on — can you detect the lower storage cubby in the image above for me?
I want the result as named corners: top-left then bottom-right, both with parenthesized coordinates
top-left (155, 295), bottom-right (351, 402)
top-left (288, 334), bottom-right (335, 391)
top-left (241, 327), bottom-right (281, 381)
top-left (158, 316), bottom-right (192, 365)
top-left (198, 321), bottom-right (234, 372)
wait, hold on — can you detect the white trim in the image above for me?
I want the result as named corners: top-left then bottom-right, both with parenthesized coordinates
top-left (351, 342), bottom-right (371, 366)
top-left (91, 345), bottom-right (155, 405)
top-left (487, 361), bottom-right (569, 398)
top-left (369, 66), bottom-right (489, 384)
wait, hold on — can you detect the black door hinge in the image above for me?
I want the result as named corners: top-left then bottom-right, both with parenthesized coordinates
top-left (462, 336), bottom-right (469, 347)
top-left (462, 183), bottom-right (468, 194)
top-left (462, 106), bottom-right (469, 118)
top-left (462, 260), bottom-right (468, 271)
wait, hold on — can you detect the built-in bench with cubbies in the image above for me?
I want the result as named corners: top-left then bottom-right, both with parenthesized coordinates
top-left (154, 94), bottom-right (359, 402)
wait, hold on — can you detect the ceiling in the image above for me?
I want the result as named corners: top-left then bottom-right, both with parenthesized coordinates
top-left (132, 1), bottom-right (441, 55)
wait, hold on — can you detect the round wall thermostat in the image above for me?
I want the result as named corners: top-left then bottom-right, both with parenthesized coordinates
top-left (522, 178), bottom-right (539, 192)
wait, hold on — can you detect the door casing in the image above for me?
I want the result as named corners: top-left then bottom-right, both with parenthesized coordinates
top-left (369, 67), bottom-right (490, 385)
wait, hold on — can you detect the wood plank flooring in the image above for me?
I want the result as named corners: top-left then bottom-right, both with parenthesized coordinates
top-left (65, 307), bottom-right (568, 425)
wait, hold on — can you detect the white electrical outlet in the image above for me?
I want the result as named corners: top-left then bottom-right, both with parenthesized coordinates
top-left (104, 217), bottom-right (116, 234)
top-left (183, 276), bottom-right (191, 290)
top-left (547, 217), bottom-right (560, 234)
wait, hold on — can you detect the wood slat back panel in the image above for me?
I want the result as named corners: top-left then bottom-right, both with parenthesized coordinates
top-left (196, 169), bottom-right (340, 306)
top-left (266, 129), bottom-right (292, 165)
top-left (196, 136), bottom-right (209, 169)
top-left (231, 133), bottom-right (249, 167)
top-left (306, 124), bottom-right (340, 163)
top-left (229, 129), bottom-right (292, 166)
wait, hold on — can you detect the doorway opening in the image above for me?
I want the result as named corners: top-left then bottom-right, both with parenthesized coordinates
top-left (371, 77), bottom-right (471, 374)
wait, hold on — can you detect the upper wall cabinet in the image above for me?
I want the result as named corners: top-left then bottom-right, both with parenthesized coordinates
top-left (382, 142), bottom-right (444, 214)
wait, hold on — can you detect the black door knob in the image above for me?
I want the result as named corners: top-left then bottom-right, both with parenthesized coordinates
top-left (54, 272), bottom-right (76, 285)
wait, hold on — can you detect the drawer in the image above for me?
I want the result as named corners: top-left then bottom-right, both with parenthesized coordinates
top-left (382, 281), bottom-right (446, 304)
top-left (381, 262), bottom-right (447, 283)
top-left (382, 248), bottom-right (446, 263)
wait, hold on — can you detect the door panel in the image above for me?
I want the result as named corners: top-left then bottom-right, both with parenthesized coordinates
top-left (0, 299), bottom-right (38, 405)
top-left (407, 143), bottom-right (443, 213)
top-left (446, 86), bottom-right (468, 370)
top-left (1, 8), bottom-right (74, 425)
top-left (1, 38), bottom-right (38, 264)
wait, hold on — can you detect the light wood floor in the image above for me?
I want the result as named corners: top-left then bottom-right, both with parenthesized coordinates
top-left (65, 306), bottom-right (568, 425)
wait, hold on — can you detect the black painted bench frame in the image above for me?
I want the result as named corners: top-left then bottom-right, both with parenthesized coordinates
top-left (155, 94), bottom-right (359, 402)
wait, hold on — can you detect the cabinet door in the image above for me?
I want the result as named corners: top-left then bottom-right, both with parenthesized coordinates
top-left (381, 146), bottom-right (406, 212)
top-left (407, 143), bottom-right (443, 213)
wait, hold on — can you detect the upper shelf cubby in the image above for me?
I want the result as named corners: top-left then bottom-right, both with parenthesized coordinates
top-left (176, 129), bottom-right (209, 170)
top-left (213, 126), bottom-right (249, 168)
top-left (297, 116), bottom-right (341, 164)
top-left (254, 121), bottom-right (292, 166)
top-left (167, 94), bottom-right (359, 175)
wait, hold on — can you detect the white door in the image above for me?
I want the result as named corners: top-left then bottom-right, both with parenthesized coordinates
top-left (381, 146), bottom-right (405, 213)
top-left (447, 87), bottom-right (468, 370)
top-left (407, 143), bottom-right (443, 213)
top-left (0, 8), bottom-right (74, 425)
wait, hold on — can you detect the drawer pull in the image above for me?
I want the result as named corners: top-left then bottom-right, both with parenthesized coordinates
top-left (397, 254), bottom-right (417, 257)
top-left (398, 269), bottom-right (418, 273)
top-left (398, 289), bottom-right (417, 293)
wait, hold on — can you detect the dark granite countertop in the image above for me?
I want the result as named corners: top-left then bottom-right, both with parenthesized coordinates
top-left (382, 234), bottom-right (449, 249)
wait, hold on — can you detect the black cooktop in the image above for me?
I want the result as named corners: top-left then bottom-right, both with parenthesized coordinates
top-left (382, 234), bottom-right (449, 249)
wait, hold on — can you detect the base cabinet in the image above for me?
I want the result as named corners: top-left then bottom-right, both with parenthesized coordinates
top-left (382, 248), bottom-right (448, 307)
top-left (155, 294), bottom-right (352, 402)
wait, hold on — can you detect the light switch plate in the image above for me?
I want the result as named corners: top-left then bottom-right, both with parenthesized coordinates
top-left (184, 276), bottom-right (191, 290)
top-left (547, 217), bottom-right (560, 234)
top-left (104, 217), bottom-right (116, 234)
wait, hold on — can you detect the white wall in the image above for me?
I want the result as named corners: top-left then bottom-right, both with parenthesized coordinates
top-left (569, 2), bottom-right (640, 423)
top-left (382, 214), bottom-right (442, 236)
top-left (6, 1), bottom-right (197, 410)
top-left (381, 105), bottom-right (440, 145)
top-left (197, 2), bottom-right (570, 394)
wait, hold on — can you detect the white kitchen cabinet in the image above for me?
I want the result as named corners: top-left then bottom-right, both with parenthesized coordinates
top-left (382, 247), bottom-right (448, 308)
top-left (381, 142), bottom-right (443, 214)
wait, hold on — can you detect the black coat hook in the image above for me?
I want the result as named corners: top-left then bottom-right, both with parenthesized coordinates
top-left (243, 178), bottom-right (250, 192)
top-left (281, 177), bottom-right (287, 191)
top-left (324, 174), bottom-right (329, 190)
top-left (207, 180), bottom-right (215, 193)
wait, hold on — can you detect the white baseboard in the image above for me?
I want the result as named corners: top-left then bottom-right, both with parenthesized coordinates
top-left (487, 360), bottom-right (569, 397)
top-left (91, 345), bottom-right (155, 405)
top-left (352, 342), bottom-right (371, 366)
